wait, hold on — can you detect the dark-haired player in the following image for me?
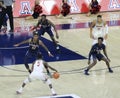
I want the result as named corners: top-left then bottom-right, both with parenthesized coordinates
top-left (84, 37), bottom-right (113, 75)
top-left (14, 31), bottom-right (53, 73)
top-left (16, 53), bottom-right (58, 96)
top-left (90, 15), bottom-right (108, 45)
top-left (34, 14), bottom-right (60, 51)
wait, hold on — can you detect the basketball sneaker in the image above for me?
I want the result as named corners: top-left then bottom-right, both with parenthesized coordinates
top-left (16, 88), bottom-right (23, 94)
top-left (52, 93), bottom-right (57, 96)
top-left (84, 69), bottom-right (90, 75)
top-left (109, 68), bottom-right (113, 73)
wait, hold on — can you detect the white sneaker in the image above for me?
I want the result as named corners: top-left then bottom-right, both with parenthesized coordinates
top-left (16, 88), bottom-right (22, 94)
top-left (52, 93), bottom-right (57, 96)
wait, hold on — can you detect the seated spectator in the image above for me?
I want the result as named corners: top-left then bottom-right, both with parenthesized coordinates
top-left (25, 0), bottom-right (42, 20)
top-left (56, 0), bottom-right (72, 19)
top-left (87, 0), bottom-right (101, 17)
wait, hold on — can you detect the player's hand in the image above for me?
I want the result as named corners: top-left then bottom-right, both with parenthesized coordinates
top-left (88, 60), bottom-right (90, 65)
top-left (14, 44), bottom-right (19, 47)
top-left (48, 51), bottom-right (54, 57)
top-left (28, 69), bottom-right (32, 73)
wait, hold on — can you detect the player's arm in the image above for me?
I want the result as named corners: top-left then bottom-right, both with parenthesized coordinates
top-left (39, 40), bottom-right (53, 57)
top-left (43, 61), bottom-right (50, 74)
top-left (36, 19), bottom-right (41, 27)
top-left (31, 61), bottom-right (35, 72)
top-left (103, 47), bottom-right (110, 62)
top-left (90, 20), bottom-right (96, 39)
top-left (43, 61), bottom-right (57, 72)
top-left (48, 20), bottom-right (59, 39)
top-left (14, 39), bottom-right (30, 47)
top-left (88, 50), bottom-right (92, 65)
top-left (88, 46), bottom-right (94, 64)
top-left (104, 21), bottom-right (108, 40)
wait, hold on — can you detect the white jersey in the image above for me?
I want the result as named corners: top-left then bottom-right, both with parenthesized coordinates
top-left (92, 20), bottom-right (107, 39)
top-left (32, 60), bottom-right (44, 73)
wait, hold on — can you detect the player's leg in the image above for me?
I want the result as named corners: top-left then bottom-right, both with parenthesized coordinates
top-left (101, 57), bottom-right (113, 73)
top-left (24, 51), bottom-right (32, 73)
top-left (44, 78), bottom-right (57, 96)
top-left (40, 73), bottom-right (56, 95)
top-left (37, 27), bottom-right (45, 36)
top-left (84, 55), bottom-right (97, 75)
top-left (47, 28), bottom-right (60, 51)
top-left (84, 59), bottom-right (97, 75)
top-left (16, 76), bottom-right (32, 94)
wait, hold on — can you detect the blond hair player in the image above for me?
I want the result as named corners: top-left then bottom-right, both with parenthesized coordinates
top-left (16, 53), bottom-right (58, 96)
top-left (90, 15), bottom-right (108, 45)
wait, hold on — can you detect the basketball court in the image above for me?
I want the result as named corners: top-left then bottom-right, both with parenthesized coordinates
top-left (0, 11), bottom-right (120, 98)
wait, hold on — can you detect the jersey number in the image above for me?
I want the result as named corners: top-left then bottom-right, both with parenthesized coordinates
top-left (37, 62), bottom-right (40, 66)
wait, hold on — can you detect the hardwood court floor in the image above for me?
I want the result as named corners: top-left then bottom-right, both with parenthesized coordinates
top-left (0, 11), bottom-right (120, 98)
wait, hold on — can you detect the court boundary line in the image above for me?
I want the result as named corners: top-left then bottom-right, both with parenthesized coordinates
top-left (0, 65), bottom-right (120, 77)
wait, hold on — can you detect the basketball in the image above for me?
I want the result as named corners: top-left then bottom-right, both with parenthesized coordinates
top-left (53, 72), bottom-right (60, 79)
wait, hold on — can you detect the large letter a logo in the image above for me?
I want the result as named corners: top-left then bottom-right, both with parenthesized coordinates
top-left (20, 1), bottom-right (32, 15)
top-left (109, 0), bottom-right (120, 9)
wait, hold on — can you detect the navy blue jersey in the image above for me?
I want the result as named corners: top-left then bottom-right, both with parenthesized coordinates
top-left (88, 43), bottom-right (105, 60)
top-left (38, 19), bottom-right (51, 29)
top-left (28, 38), bottom-right (39, 52)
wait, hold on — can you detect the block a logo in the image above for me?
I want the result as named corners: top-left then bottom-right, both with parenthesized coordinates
top-left (20, 1), bottom-right (32, 15)
top-left (109, 0), bottom-right (120, 9)
top-left (68, 0), bottom-right (80, 13)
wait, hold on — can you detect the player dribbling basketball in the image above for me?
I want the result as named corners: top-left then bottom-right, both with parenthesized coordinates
top-left (16, 53), bottom-right (58, 96)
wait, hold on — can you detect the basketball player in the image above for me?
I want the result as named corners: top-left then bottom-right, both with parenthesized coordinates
top-left (14, 31), bottom-right (53, 73)
top-left (16, 53), bottom-right (58, 96)
top-left (84, 37), bottom-right (113, 75)
top-left (25, 0), bottom-right (42, 20)
top-left (90, 15), bottom-right (108, 45)
top-left (34, 14), bottom-right (60, 51)
top-left (56, 0), bottom-right (72, 19)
